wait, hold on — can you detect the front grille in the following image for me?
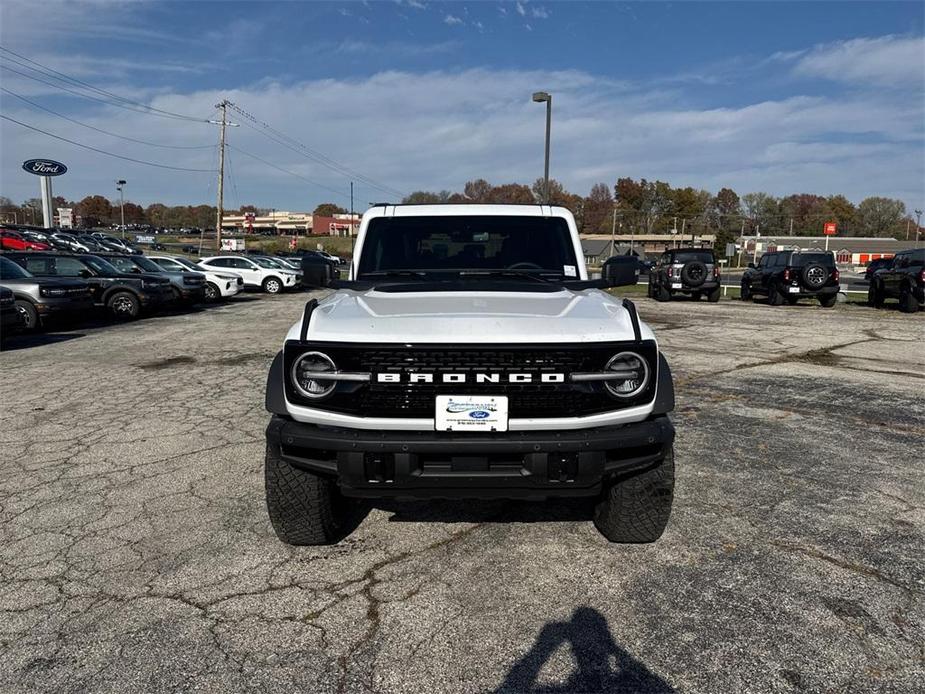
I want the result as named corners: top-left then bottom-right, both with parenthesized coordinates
top-left (284, 341), bottom-right (657, 419)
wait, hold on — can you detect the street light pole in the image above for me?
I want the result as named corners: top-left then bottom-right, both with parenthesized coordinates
top-left (915, 209), bottom-right (923, 247)
top-left (532, 91), bottom-right (552, 203)
top-left (116, 180), bottom-right (126, 238)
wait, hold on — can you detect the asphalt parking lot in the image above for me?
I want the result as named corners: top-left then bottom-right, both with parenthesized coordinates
top-left (1, 294), bottom-right (922, 693)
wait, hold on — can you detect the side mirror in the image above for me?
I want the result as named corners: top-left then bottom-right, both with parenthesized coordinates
top-left (601, 256), bottom-right (640, 288)
top-left (300, 254), bottom-right (333, 288)
top-left (747, 262), bottom-right (756, 269)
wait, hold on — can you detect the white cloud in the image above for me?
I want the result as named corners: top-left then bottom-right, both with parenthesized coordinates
top-left (1, 65), bottom-right (921, 211)
top-left (444, 14), bottom-right (463, 26)
top-left (515, 2), bottom-right (526, 17)
top-left (531, 6), bottom-right (549, 19)
top-left (790, 35), bottom-right (925, 86)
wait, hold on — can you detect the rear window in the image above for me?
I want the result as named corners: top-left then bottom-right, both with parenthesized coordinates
top-left (671, 251), bottom-right (714, 264)
top-left (789, 253), bottom-right (834, 267)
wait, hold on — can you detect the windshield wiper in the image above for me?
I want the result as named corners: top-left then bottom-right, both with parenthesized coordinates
top-left (456, 270), bottom-right (559, 284)
top-left (361, 270), bottom-right (430, 278)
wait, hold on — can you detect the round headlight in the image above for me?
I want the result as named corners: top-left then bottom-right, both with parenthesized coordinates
top-left (291, 351), bottom-right (337, 399)
top-left (604, 352), bottom-right (649, 398)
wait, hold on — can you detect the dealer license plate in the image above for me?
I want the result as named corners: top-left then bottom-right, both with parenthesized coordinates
top-left (788, 286), bottom-right (800, 293)
top-left (435, 395), bottom-right (509, 432)
top-left (671, 283), bottom-right (682, 289)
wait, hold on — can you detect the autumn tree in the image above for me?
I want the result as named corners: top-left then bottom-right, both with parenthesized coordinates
top-left (403, 191), bottom-right (444, 204)
top-left (313, 203), bottom-right (347, 217)
top-left (76, 195), bottom-right (114, 227)
top-left (857, 197), bottom-right (906, 237)
top-left (583, 183), bottom-right (613, 235)
top-left (822, 195), bottom-right (857, 235)
top-left (463, 179), bottom-right (492, 203)
top-left (489, 183), bottom-right (535, 205)
top-left (779, 194), bottom-right (826, 235)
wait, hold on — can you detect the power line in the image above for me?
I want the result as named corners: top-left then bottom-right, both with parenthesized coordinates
top-left (1, 114), bottom-right (217, 172)
top-left (226, 144), bottom-right (352, 201)
top-left (226, 101), bottom-right (405, 199)
top-left (0, 46), bottom-right (211, 123)
top-left (0, 87), bottom-right (214, 150)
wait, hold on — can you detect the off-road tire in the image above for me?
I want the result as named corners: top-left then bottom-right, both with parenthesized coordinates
top-left (655, 284), bottom-right (671, 302)
top-left (263, 277), bottom-right (282, 294)
top-left (818, 293), bottom-right (837, 308)
top-left (787, 296), bottom-right (799, 305)
top-left (768, 284), bottom-right (785, 306)
top-left (265, 442), bottom-right (354, 545)
top-left (14, 300), bottom-right (39, 331)
top-left (680, 261), bottom-right (707, 288)
top-left (594, 447), bottom-right (675, 543)
top-left (899, 285), bottom-right (920, 314)
top-left (707, 286), bottom-right (721, 303)
top-left (691, 291), bottom-right (702, 301)
top-left (107, 291), bottom-right (140, 320)
top-left (868, 282), bottom-right (884, 308)
top-left (801, 263), bottom-right (827, 290)
top-left (204, 282), bottom-right (220, 302)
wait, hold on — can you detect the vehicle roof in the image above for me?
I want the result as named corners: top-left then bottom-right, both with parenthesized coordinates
top-left (666, 247), bottom-right (713, 254)
top-left (363, 203), bottom-right (570, 219)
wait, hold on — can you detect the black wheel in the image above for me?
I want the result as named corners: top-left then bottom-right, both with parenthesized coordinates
top-left (787, 296), bottom-right (799, 305)
top-left (819, 293), bottom-right (837, 308)
top-left (680, 261), bottom-right (707, 288)
top-left (740, 280), bottom-right (752, 301)
top-left (801, 263), bottom-right (827, 290)
top-left (768, 284), bottom-right (785, 306)
top-left (263, 277), bottom-right (282, 294)
top-left (13, 300), bottom-right (39, 331)
top-left (707, 286), bottom-right (721, 303)
top-left (868, 282), bottom-right (884, 308)
top-left (107, 291), bottom-right (140, 320)
top-left (691, 291), bottom-right (702, 301)
top-left (594, 447), bottom-right (675, 543)
top-left (204, 282), bottom-right (220, 302)
top-left (265, 442), bottom-right (358, 545)
top-left (899, 285), bottom-right (920, 314)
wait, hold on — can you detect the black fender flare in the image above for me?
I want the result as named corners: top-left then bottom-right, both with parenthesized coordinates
top-left (652, 353), bottom-right (675, 415)
top-left (101, 285), bottom-right (141, 306)
top-left (266, 350), bottom-right (287, 414)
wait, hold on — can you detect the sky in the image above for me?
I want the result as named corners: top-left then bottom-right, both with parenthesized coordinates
top-left (0, 0), bottom-right (923, 214)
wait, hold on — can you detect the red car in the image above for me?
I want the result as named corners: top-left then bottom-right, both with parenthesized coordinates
top-left (0, 229), bottom-right (50, 251)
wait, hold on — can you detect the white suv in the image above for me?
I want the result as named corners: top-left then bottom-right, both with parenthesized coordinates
top-left (147, 255), bottom-right (244, 301)
top-left (199, 255), bottom-right (301, 294)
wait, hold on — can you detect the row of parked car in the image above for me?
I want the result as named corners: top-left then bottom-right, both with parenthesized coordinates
top-left (644, 246), bottom-right (924, 313)
top-left (0, 245), bottom-right (344, 338)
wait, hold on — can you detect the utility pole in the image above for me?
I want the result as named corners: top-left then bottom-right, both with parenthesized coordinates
top-left (350, 181), bottom-right (354, 237)
top-left (789, 218), bottom-right (793, 236)
top-left (209, 101), bottom-right (239, 251)
top-left (916, 209), bottom-right (923, 248)
top-left (116, 180), bottom-right (126, 238)
top-left (611, 208), bottom-right (617, 256)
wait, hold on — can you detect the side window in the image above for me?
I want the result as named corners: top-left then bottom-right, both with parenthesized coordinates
top-left (159, 259), bottom-right (184, 271)
top-left (758, 255), bottom-right (769, 268)
top-left (203, 258), bottom-right (225, 268)
top-left (23, 257), bottom-right (52, 275)
top-left (231, 258), bottom-right (254, 269)
top-left (53, 257), bottom-right (88, 276)
top-left (895, 254), bottom-right (908, 269)
top-left (658, 254), bottom-right (668, 267)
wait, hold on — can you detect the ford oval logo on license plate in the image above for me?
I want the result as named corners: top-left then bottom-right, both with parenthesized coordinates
top-left (469, 410), bottom-right (490, 419)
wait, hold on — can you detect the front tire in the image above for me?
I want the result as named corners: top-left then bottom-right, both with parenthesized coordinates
top-left (265, 443), bottom-right (356, 545)
top-left (707, 286), bottom-right (720, 303)
top-left (107, 291), bottom-right (140, 320)
top-left (263, 277), bottom-right (282, 294)
top-left (899, 285), bottom-right (920, 313)
top-left (14, 300), bottom-right (39, 331)
top-left (740, 280), bottom-right (752, 301)
top-left (868, 282), bottom-right (884, 308)
top-left (768, 284), bottom-right (785, 306)
top-left (594, 447), bottom-right (675, 543)
top-left (819, 293), bottom-right (837, 308)
top-left (204, 282), bottom-right (220, 302)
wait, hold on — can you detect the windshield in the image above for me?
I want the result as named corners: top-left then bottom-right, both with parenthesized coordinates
top-left (171, 257), bottom-right (199, 271)
top-left (130, 256), bottom-right (163, 272)
top-left (357, 215), bottom-right (578, 278)
top-left (0, 256), bottom-right (32, 279)
top-left (82, 256), bottom-right (120, 274)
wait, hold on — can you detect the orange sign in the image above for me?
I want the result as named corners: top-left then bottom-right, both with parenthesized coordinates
top-left (823, 221), bottom-right (837, 236)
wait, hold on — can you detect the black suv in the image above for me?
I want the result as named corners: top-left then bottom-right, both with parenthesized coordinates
top-left (98, 253), bottom-right (207, 304)
top-left (0, 256), bottom-right (94, 330)
top-left (868, 248), bottom-right (924, 313)
top-left (741, 250), bottom-right (839, 307)
top-left (6, 252), bottom-right (173, 320)
top-left (1, 286), bottom-right (24, 335)
top-left (648, 248), bottom-right (720, 302)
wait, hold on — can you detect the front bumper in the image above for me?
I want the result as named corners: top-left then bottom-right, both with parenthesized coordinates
top-left (34, 296), bottom-right (94, 316)
top-left (177, 285), bottom-right (206, 302)
top-left (266, 414), bottom-right (674, 500)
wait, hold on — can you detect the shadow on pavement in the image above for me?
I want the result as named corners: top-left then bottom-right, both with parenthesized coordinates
top-left (494, 607), bottom-right (674, 694)
top-left (1, 332), bottom-right (86, 351)
top-left (377, 498), bottom-right (593, 524)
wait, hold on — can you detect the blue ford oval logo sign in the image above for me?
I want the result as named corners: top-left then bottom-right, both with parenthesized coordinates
top-left (22, 159), bottom-right (67, 177)
top-left (469, 410), bottom-right (490, 419)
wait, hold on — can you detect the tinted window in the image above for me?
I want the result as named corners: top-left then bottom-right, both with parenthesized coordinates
top-left (671, 251), bottom-right (714, 264)
top-left (107, 256), bottom-right (138, 272)
top-left (154, 258), bottom-right (186, 271)
top-left (909, 249), bottom-right (925, 264)
top-left (229, 258), bottom-right (255, 269)
top-left (81, 256), bottom-right (120, 274)
top-left (53, 257), bottom-right (90, 276)
top-left (20, 257), bottom-right (53, 275)
top-left (790, 253), bottom-right (834, 267)
top-left (358, 215), bottom-right (578, 277)
top-left (0, 256), bottom-right (31, 279)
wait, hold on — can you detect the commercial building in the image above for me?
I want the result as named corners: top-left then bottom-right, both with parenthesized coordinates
top-left (221, 211), bottom-right (360, 235)
top-left (738, 235), bottom-right (912, 265)
top-left (581, 233), bottom-right (716, 259)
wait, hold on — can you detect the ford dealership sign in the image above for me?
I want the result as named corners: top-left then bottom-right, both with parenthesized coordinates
top-left (22, 159), bottom-right (67, 176)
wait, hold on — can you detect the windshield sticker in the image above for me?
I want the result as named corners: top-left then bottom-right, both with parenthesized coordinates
top-left (563, 265), bottom-right (577, 277)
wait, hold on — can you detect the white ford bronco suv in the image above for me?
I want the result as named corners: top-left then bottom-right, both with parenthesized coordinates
top-left (264, 204), bottom-right (676, 544)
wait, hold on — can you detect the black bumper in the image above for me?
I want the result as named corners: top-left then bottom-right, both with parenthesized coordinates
top-left (266, 414), bottom-right (674, 500)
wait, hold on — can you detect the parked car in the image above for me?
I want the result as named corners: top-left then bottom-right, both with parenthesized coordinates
top-left (100, 254), bottom-right (207, 304)
top-left (148, 255), bottom-right (244, 301)
top-left (0, 285), bottom-right (24, 336)
top-left (0, 256), bottom-right (94, 330)
top-left (648, 248), bottom-right (721, 302)
top-left (89, 234), bottom-right (142, 255)
top-left (50, 233), bottom-right (92, 252)
top-left (868, 248), bottom-right (924, 313)
top-left (6, 252), bottom-right (173, 320)
top-left (863, 257), bottom-right (894, 283)
top-left (741, 250), bottom-right (839, 307)
top-left (0, 229), bottom-right (51, 251)
top-left (198, 255), bottom-right (301, 293)
top-left (181, 245), bottom-right (199, 255)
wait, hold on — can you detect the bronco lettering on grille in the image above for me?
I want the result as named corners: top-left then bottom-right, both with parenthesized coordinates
top-left (376, 373), bottom-right (566, 384)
